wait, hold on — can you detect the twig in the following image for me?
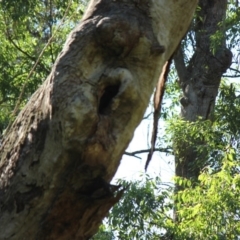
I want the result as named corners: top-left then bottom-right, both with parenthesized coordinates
top-left (6, 35), bottom-right (50, 73)
top-left (125, 147), bottom-right (173, 158)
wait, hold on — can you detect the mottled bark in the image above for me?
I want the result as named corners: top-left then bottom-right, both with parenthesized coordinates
top-left (0, 0), bottom-right (197, 239)
top-left (174, 0), bottom-right (232, 179)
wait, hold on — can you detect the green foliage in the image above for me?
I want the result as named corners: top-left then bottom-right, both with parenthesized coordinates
top-left (103, 152), bottom-right (240, 239)
top-left (0, 0), bottom-right (87, 134)
top-left (225, 3), bottom-right (240, 49)
top-left (91, 224), bottom-right (114, 240)
top-left (174, 149), bottom-right (240, 239)
top-left (107, 175), bottom-right (172, 240)
top-left (164, 81), bottom-right (240, 174)
top-left (215, 82), bottom-right (240, 144)
top-left (161, 67), bottom-right (181, 120)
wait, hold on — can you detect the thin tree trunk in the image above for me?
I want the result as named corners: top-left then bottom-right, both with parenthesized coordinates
top-left (0, 0), bottom-right (197, 239)
top-left (174, 0), bottom-right (232, 179)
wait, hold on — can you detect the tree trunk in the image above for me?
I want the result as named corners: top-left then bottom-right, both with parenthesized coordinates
top-left (0, 0), bottom-right (197, 239)
top-left (174, 0), bottom-right (232, 180)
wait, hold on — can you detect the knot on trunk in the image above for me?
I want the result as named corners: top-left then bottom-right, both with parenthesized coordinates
top-left (214, 47), bottom-right (232, 73)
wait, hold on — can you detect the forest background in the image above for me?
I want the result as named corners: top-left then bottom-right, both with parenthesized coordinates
top-left (0, 0), bottom-right (239, 239)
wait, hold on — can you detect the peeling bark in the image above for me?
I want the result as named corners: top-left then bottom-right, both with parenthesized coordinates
top-left (174, 0), bottom-right (232, 179)
top-left (0, 0), bottom-right (197, 239)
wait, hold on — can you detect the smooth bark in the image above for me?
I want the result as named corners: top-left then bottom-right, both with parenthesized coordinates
top-left (0, 0), bottom-right (197, 239)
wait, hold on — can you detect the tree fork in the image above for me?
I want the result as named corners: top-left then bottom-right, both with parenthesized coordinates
top-left (0, 0), bottom-right (197, 239)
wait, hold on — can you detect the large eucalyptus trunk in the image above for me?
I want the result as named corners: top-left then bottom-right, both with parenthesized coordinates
top-left (0, 0), bottom-right (197, 239)
top-left (174, 0), bottom-right (232, 179)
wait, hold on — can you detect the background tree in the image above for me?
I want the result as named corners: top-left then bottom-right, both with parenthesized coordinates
top-left (174, 0), bottom-right (233, 179)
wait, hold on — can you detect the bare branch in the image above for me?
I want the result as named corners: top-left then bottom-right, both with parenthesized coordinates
top-left (223, 74), bottom-right (240, 78)
top-left (125, 147), bottom-right (173, 158)
top-left (5, 27), bottom-right (50, 74)
top-left (143, 111), bottom-right (153, 120)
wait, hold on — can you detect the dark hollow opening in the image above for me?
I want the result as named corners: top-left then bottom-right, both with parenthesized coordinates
top-left (98, 84), bottom-right (120, 115)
